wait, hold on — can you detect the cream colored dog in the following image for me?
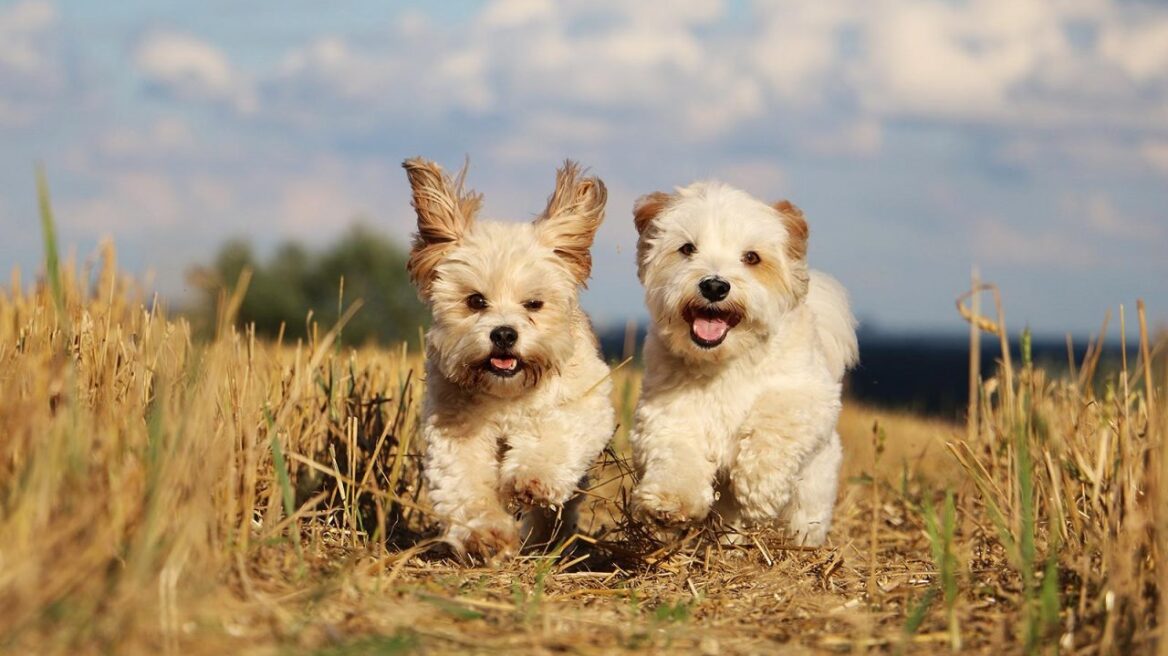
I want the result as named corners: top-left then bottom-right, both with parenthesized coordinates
top-left (403, 157), bottom-right (615, 562)
top-left (629, 182), bottom-right (858, 546)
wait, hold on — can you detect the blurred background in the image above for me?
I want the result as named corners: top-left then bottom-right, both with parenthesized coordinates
top-left (1, 0), bottom-right (1165, 412)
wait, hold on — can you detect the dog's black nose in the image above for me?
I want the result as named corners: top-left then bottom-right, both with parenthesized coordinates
top-left (698, 276), bottom-right (731, 302)
top-left (490, 326), bottom-right (518, 349)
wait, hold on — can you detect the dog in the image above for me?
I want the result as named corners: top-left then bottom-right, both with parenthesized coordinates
top-left (628, 181), bottom-right (858, 546)
top-left (403, 157), bottom-right (615, 562)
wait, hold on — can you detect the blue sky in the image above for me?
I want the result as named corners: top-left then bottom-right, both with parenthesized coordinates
top-left (1, 0), bottom-right (1165, 337)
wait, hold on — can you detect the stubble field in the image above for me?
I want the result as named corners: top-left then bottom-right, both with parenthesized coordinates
top-left (0, 243), bottom-right (1164, 655)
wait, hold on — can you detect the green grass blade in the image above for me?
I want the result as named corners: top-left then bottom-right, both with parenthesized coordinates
top-left (36, 165), bottom-right (65, 319)
top-left (903, 586), bottom-right (938, 637)
top-left (264, 407), bottom-right (296, 519)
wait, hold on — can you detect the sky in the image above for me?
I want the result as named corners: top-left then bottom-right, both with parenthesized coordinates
top-left (0, 0), bottom-right (1165, 338)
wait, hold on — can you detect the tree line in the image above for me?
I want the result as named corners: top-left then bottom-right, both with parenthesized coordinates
top-left (188, 224), bottom-right (427, 345)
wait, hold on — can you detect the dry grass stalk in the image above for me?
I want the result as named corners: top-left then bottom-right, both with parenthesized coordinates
top-left (0, 245), bottom-right (1164, 654)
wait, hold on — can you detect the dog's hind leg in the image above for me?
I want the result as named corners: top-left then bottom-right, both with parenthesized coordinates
top-left (779, 432), bottom-right (842, 547)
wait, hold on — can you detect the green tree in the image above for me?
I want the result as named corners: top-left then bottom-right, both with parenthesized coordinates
top-left (191, 224), bottom-right (427, 345)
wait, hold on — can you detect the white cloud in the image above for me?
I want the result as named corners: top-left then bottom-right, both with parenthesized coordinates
top-left (244, 0), bottom-right (1168, 155)
top-left (0, 0), bottom-right (54, 31)
top-left (1142, 140), bottom-right (1168, 177)
top-left (0, 0), bottom-right (56, 72)
top-left (712, 160), bottom-right (788, 199)
top-left (480, 0), bottom-right (554, 29)
top-left (278, 37), bottom-right (394, 100)
top-left (1099, 18), bottom-right (1168, 82)
top-left (856, 0), bottom-right (1062, 119)
top-left (488, 113), bottom-right (616, 164)
top-left (64, 171), bottom-right (184, 233)
top-left (95, 117), bottom-right (197, 159)
top-left (974, 192), bottom-right (1164, 270)
top-left (749, 2), bottom-right (858, 104)
top-left (973, 216), bottom-right (1098, 268)
top-left (12, 0), bottom-right (1167, 334)
top-left (1078, 193), bottom-right (1165, 240)
top-left (265, 0), bottom-right (762, 139)
top-left (58, 153), bottom-right (407, 247)
top-left (135, 30), bottom-right (257, 112)
top-left (0, 0), bottom-right (64, 126)
top-left (999, 132), bottom-right (1168, 179)
top-left (798, 118), bottom-right (884, 158)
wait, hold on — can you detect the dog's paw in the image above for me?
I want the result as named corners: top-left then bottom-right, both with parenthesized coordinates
top-left (785, 520), bottom-right (828, 547)
top-left (631, 485), bottom-right (712, 529)
top-left (500, 471), bottom-right (574, 510)
top-left (450, 514), bottom-right (519, 564)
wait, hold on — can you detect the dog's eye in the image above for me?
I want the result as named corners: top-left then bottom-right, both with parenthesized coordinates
top-left (679, 242), bottom-right (697, 256)
top-left (742, 251), bottom-right (761, 266)
top-left (523, 299), bottom-right (544, 312)
top-left (466, 293), bottom-right (488, 310)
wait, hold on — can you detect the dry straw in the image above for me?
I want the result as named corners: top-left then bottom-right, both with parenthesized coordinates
top-left (0, 194), bottom-right (1164, 653)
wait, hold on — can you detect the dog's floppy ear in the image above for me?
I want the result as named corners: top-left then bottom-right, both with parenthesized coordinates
top-left (403, 157), bottom-right (482, 296)
top-left (773, 200), bottom-right (808, 262)
top-left (633, 191), bottom-right (673, 237)
top-left (535, 160), bottom-right (606, 285)
top-left (632, 191), bottom-right (674, 282)
top-left (773, 199), bottom-right (810, 298)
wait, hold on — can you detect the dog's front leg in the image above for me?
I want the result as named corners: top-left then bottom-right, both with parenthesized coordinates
top-left (498, 391), bottom-right (615, 549)
top-left (499, 391), bottom-right (614, 511)
top-left (424, 419), bottom-right (518, 562)
top-left (629, 400), bottom-right (721, 530)
top-left (731, 385), bottom-right (842, 544)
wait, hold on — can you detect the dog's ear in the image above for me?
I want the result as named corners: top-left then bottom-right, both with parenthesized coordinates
top-left (773, 199), bottom-right (810, 298)
top-left (632, 191), bottom-right (674, 282)
top-left (403, 157), bottom-right (481, 297)
top-left (633, 191), bottom-right (673, 237)
top-left (535, 160), bottom-right (606, 285)
top-left (773, 200), bottom-right (808, 262)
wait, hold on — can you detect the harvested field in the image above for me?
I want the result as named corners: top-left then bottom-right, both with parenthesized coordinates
top-left (0, 244), bottom-right (1164, 654)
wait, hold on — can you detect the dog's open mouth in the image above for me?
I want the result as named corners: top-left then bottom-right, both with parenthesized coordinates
top-left (683, 306), bottom-right (743, 348)
top-left (484, 353), bottom-right (522, 377)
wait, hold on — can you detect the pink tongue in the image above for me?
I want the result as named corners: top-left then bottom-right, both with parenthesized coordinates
top-left (490, 357), bottom-right (518, 371)
top-left (693, 317), bottom-right (730, 342)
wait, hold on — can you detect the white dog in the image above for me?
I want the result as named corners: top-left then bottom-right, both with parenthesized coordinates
top-left (403, 158), bottom-right (615, 562)
top-left (629, 182), bottom-right (858, 546)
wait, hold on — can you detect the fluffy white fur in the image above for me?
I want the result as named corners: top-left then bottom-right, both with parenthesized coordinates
top-left (404, 157), bottom-right (615, 562)
top-left (629, 182), bottom-right (858, 546)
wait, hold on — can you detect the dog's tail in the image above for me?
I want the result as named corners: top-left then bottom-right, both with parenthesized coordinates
top-left (806, 271), bottom-right (859, 381)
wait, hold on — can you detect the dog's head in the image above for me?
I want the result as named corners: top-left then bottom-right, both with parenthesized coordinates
top-left (404, 157), bottom-right (606, 397)
top-left (633, 182), bottom-right (809, 364)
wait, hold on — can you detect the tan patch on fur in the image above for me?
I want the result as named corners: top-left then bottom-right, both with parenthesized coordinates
top-left (749, 257), bottom-right (793, 297)
top-left (633, 192), bottom-right (674, 281)
top-left (403, 157), bottom-right (482, 297)
top-left (773, 200), bottom-right (808, 262)
top-left (633, 192), bottom-right (673, 236)
top-left (764, 200), bottom-right (810, 299)
top-left (534, 160), bottom-right (607, 285)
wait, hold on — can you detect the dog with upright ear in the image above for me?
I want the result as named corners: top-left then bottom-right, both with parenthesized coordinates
top-left (402, 156), bottom-right (616, 564)
top-left (403, 157), bottom-right (483, 297)
top-left (535, 161), bottom-right (607, 286)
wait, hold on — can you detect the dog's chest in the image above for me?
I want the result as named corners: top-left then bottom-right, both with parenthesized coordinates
top-left (659, 367), bottom-right (761, 442)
